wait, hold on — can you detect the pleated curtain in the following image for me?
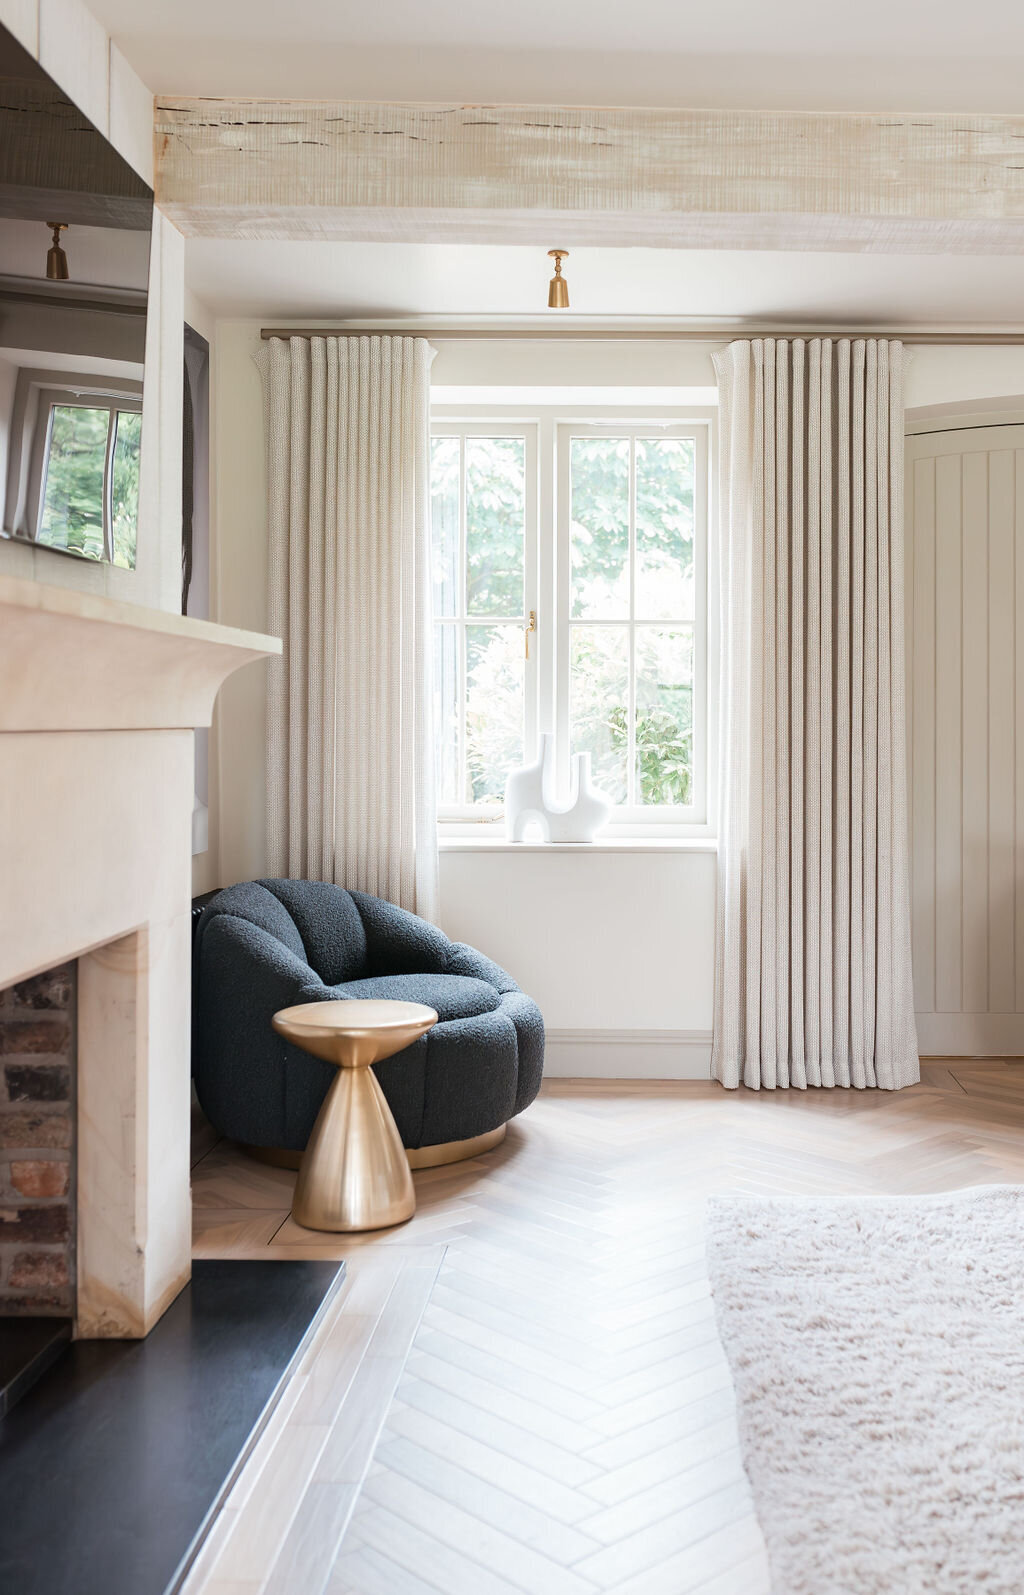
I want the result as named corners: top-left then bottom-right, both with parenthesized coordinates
top-left (712, 338), bottom-right (918, 1089)
top-left (255, 334), bottom-right (438, 920)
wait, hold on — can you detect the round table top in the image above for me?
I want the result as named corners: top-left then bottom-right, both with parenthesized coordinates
top-left (272, 999), bottom-right (438, 1038)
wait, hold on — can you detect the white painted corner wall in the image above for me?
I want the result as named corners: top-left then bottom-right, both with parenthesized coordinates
top-left (0, 0), bottom-right (185, 615)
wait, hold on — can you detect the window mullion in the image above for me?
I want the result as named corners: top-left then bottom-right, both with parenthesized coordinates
top-left (102, 407), bottom-right (117, 563)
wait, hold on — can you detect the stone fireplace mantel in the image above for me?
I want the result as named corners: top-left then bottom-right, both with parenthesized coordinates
top-left (0, 575), bottom-right (278, 733)
top-left (0, 576), bottom-right (280, 1338)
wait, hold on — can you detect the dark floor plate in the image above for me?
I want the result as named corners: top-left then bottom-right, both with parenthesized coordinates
top-left (0, 1316), bottom-right (72, 1417)
top-left (0, 1258), bottom-right (345, 1595)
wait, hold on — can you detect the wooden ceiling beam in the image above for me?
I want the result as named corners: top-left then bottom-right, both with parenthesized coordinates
top-left (154, 99), bottom-right (1024, 254)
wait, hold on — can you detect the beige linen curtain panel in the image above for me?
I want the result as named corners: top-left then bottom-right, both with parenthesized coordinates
top-left (713, 338), bottom-right (918, 1089)
top-left (255, 334), bottom-right (438, 919)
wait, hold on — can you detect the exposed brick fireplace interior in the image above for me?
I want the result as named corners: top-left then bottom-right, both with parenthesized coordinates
top-left (0, 962), bottom-right (75, 1317)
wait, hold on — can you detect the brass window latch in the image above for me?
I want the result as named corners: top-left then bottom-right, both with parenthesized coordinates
top-left (525, 610), bottom-right (537, 659)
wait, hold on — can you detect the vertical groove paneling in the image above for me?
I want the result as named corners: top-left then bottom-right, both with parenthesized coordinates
top-left (908, 424), bottom-right (1024, 1054)
top-left (987, 451), bottom-right (1016, 1013)
top-left (932, 451), bottom-right (964, 1013)
top-left (911, 456), bottom-right (936, 1013)
top-left (960, 451), bottom-right (989, 1014)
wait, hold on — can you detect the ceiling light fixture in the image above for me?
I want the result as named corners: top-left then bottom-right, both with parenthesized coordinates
top-left (46, 222), bottom-right (69, 281)
top-left (547, 249), bottom-right (569, 309)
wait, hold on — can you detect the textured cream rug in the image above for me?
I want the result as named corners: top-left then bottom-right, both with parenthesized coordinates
top-left (706, 1186), bottom-right (1024, 1595)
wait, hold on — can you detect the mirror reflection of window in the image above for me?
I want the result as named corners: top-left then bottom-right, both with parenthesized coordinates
top-left (36, 401), bottom-right (142, 565)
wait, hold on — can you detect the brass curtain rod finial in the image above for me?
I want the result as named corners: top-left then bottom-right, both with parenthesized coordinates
top-left (547, 249), bottom-right (569, 310)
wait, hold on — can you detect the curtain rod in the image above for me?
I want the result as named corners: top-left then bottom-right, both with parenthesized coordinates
top-left (259, 327), bottom-right (1024, 346)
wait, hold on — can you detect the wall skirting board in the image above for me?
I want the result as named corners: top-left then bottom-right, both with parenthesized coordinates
top-left (543, 1029), bottom-right (713, 1080)
top-left (915, 1015), bottom-right (1024, 1058)
top-left (546, 1022), bottom-right (1024, 1076)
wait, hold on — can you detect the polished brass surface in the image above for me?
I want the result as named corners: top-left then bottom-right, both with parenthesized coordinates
top-left (406, 1124), bottom-right (507, 1169)
top-left (243, 1122), bottom-right (508, 1173)
top-left (45, 222), bottom-right (69, 280)
top-left (271, 999), bottom-right (437, 1232)
top-left (547, 248), bottom-right (569, 309)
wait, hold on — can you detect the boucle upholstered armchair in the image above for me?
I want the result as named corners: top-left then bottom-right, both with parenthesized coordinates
top-left (192, 878), bottom-right (544, 1162)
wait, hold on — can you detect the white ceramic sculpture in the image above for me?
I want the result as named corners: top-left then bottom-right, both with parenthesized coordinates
top-left (505, 733), bottom-right (612, 843)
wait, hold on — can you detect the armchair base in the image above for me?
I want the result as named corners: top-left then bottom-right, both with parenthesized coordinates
top-left (241, 1122), bottom-right (507, 1174)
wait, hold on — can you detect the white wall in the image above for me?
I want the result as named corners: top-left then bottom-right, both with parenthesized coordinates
top-left (0, 0), bottom-right (183, 615)
top-left (203, 321), bottom-right (1024, 1073)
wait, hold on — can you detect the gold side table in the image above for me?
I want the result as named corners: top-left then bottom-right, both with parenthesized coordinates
top-left (271, 999), bottom-right (437, 1233)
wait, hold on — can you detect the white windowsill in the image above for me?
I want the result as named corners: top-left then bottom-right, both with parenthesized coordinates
top-left (438, 833), bottom-right (718, 853)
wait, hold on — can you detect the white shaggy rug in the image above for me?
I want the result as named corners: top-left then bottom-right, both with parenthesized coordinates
top-left (705, 1186), bottom-right (1024, 1595)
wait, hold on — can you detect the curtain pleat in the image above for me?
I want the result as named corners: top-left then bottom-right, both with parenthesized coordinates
top-left (255, 334), bottom-right (438, 920)
top-left (712, 337), bottom-right (918, 1090)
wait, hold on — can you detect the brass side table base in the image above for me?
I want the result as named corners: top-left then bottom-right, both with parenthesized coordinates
top-left (271, 999), bottom-right (437, 1233)
top-left (244, 1122), bottom-right (507, 1174)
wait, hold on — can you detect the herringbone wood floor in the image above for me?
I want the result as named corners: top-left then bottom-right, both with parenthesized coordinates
top-left (184, 1064), bottom-right (1024, 1595)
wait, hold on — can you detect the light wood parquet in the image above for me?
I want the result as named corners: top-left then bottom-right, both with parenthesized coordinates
top-left (184, 1063), bottom-right (1024, 1595)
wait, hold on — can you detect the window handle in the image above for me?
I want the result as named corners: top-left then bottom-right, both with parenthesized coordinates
top-left (525, 610), bottom-right (537, 659)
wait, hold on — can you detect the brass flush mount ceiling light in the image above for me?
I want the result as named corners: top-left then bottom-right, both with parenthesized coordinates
top-left (547, 249), bottom-right (569, 309)
top-left (46, 222), bottom-right (69, 280)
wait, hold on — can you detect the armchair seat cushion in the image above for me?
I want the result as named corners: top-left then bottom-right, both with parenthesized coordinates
top-left (330, 972), bottom-right (501, 1022)
top-left (192, 879), bottom-right (544, 1152)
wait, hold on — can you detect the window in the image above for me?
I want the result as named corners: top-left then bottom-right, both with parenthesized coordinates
top-left (34, 395), bottom-right (142, 566)
top-left (2, 369), bottom-right (143, 569)
top-left (431, 409), bottom-right (711, 832)
top-left (431, 425), bottom-right (538, 809)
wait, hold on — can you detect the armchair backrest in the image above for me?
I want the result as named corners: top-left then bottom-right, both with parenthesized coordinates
top-left (197, 879), bottom-right (369, 984)
top-left (195, 879), bottom-right (453, 985)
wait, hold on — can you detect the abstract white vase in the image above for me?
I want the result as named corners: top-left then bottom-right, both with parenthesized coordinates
top-left (505, 733), bottom-right (612, 843)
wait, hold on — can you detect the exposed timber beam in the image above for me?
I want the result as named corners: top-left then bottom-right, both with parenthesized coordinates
top-left (154, 99), bottom-right (1024, 254)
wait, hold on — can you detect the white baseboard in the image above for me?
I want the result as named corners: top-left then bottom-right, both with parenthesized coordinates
top-left (543, 1029), bottom-right (713, 1080)
top-left (915, 1013), bottom-right (1024, 1057)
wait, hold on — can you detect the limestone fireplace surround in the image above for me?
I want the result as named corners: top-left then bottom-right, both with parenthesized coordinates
top-left (0, 576), bottom-right (279, 1337)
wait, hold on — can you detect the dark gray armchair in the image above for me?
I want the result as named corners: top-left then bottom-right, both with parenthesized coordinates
top-left (192, 878), bottom-right (544, 1154)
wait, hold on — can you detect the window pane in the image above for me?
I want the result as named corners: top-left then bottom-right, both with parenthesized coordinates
top-left (37, 404), bottom-right (107, 560)
top-left (433, 623), bottom-right (461, 807)
top-left (465, 624), bottom-right (524, 804)
top-left (430, 435), bottom-right (460, 617)
top-left (635, 438), bottom-right (695, 620)
top-left (110, 410), bottom-right (141, 570)
top-left (570, 436), bottom-right (629, 619)
top-left (570, 624), bottom-right (629, 804)
top-left (466, 437), bottom-right (524, 616)
top-left (635, 626), bottom-right (694, 806)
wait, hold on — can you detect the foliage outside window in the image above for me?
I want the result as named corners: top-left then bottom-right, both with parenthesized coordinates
top-left (431, 431), bottom-right (531, 807)
top-left (36, 399), bottom-right (141, 567)
top-left (567, 433), bottom-right (696, 809)
top-left (431, 412), bottom-right (709, 829)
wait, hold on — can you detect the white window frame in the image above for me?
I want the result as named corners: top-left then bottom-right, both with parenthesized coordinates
top-left (432, 403), bottom-right (716, 839)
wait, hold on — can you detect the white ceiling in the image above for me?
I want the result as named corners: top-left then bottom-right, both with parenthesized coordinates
top-left (92, 0), bottom-right (1024, 110)
top-left (185, 239), bottom-right (1024, 328)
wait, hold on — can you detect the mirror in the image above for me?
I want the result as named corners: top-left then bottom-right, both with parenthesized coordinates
top-left (0, 23), bottom-right (153, 567)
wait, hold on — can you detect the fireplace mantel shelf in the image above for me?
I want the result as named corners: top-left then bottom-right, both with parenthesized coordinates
top-left (0, 576), bottom-right (281, 732)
